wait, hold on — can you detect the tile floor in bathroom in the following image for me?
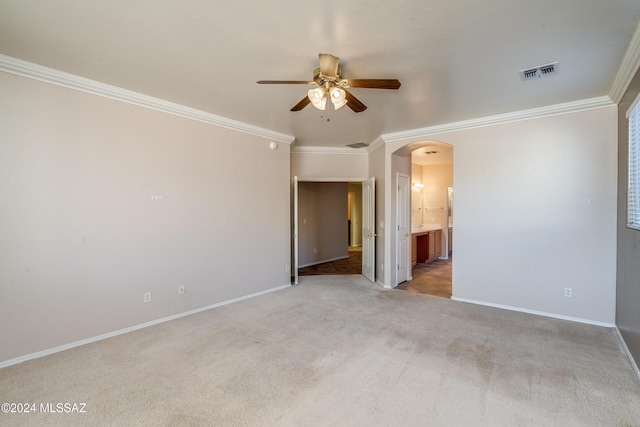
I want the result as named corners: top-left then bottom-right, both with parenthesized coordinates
top-left (395, 257), bottom-right (452, 298)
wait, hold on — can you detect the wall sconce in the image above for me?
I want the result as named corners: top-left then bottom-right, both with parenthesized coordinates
top-left (412, 183), bottom-right (424, 189)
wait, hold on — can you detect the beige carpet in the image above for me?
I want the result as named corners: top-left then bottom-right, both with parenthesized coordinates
top-left (1, 275), bottom-right (639, 426)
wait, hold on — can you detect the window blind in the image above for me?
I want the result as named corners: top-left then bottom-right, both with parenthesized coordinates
top-left (627, 93), bottom-right (640, 230)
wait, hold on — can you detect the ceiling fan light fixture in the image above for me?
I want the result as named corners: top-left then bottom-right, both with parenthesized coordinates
top-left (258, 53), bottom-right (400, 113)
top-left (329, 87), bottom-right (347, 110)
top-left (308, 88), bottom-right (327, 110)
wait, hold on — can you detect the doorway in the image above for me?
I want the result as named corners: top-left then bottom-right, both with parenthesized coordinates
top-left (396, 142), bottom-right (453, 297)
top-left (293, 179), bottom-right (375, 281)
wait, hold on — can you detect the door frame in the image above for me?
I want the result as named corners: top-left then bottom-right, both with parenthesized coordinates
top-left (362, 177), bottom-right (376, 282)
top-left (292, 177), bottom-right (371, 282)
top-left (293, 176), bottom-right (299, 284)
top-left (396, 173), bottom-right (411, 285)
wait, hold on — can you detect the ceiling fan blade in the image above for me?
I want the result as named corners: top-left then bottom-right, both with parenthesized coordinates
top-left (319, 53), bottom-right (339, 78)
top-left (346, 79), bottom-right (401, 89)
top-left (257, 80), bottom-right (313, 85)
top-left (344, 90), bottom-right (367, 113)
top-left (290, 96), bottom-right (311, 111)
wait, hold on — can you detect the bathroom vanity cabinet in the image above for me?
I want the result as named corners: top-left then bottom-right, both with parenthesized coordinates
top-left (411, 228), bottom-right (442, 266)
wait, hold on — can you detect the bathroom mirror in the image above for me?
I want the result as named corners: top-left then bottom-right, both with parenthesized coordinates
top-left (411, 186), bottom-right (424, 225)
top-left (447, 187), bottom-right (453, 227)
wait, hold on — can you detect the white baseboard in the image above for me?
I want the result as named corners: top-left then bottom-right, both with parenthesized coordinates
top-left (0, 283), bottom-right (291, 369)
top-left (615, 327), bottom-right (640, 382)
top-left (299, 255), bottom-right (349, 269)
top-left (451, 297), bottom-right (616, 328)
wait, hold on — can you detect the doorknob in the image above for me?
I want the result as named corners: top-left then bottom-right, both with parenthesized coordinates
top-left (368, 233), bottom-right (379, 237)
top-left (405, 233), bottom-right (410, 237)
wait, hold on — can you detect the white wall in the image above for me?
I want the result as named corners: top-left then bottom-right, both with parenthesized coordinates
top-left (0, 72), bottom-right (291, 363)
top-left (291, 150), bottom-right (368, 180)
top-left (387, 105), bottom-right (618, 324)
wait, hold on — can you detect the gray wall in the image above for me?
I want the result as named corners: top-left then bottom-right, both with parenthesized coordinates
top-left (386, 105), bottom-right (618, 323)
top-left (298, 182), bottom-right (348, 267)
top-left (0, 71), bottom-right (291, 364)
top-left (348, 182), bottom-right (363, 247)
top-left (617, 67), bottom-right (640, 366)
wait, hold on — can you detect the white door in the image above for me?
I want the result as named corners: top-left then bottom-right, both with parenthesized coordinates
top-left (362, 177), bottom-right (376, 282)
top-left (293, 176), bottom-right (299, 285)
top-left (397, 173), bottom-right (410, 284)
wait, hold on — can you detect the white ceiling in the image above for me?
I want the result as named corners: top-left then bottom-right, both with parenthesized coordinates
top-left (411, 142), bottom-right (453, 166)
top-left (1, 1), bottom-right (639, 149)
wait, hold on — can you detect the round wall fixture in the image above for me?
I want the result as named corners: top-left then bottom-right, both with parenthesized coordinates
top-left (269, 142), bottom-right (278, 150)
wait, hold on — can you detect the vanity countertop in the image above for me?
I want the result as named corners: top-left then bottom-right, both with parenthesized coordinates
top-left (411, 224), bottom-right (442, 235)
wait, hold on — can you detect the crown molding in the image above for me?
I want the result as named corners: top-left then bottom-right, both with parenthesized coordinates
top-left (296, 177), bottom-right (367, 182)
top-left (610, 20), bottom-right (640, 104)
top-left (0, 54), bottom-right (295, 145)
top-left (291, 137), bottom-right (385, 155)
top-left (381, 96), bottom-right (614, 143)
top-left (291, 146), bottom-right (368, 155)
top-left (366, 136), bottom-right (385, 153)
top-left (294, 97), bottom-right (613, 153)
top-left (4, 53), bottom-right (617, 151)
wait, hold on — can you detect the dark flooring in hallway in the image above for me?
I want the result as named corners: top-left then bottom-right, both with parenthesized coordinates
top-left (298, 247), bottom-right (362, 276)
top-left (298, 247), bottom-right (452, 298)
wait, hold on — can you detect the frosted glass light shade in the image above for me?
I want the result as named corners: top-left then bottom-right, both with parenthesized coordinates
top-left (308, 88), bottom-right (327, 110)
top-left (329, 87), bottom-right (347, 110)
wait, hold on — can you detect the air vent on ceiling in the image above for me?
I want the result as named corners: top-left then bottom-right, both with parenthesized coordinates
top-left (425, 150), bottom-right (439, 155)
top-left (345, 142), bottom-right (369, 149)
top-left (519, 62), bottom-right (559, 81)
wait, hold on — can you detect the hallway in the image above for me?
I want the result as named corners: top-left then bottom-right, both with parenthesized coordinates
top-left (298, 248), bottom-right (452, 298)
top-left (298, 247), bottom-right (362, 276)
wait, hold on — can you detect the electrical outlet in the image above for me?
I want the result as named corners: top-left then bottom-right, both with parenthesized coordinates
top-left (564, 288), bottom-right (572, 298)
top-left (143, 292), bottom-right (152, 303)
top-left (178, 285), bottom-right (185, 295)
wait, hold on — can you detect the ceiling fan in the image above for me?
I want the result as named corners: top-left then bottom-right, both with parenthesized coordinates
top-left (257, 53), bottom-right (401, 113)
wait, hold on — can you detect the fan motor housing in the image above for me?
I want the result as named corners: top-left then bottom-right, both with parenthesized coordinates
top-left (313, 66), bottom-right (344, 85)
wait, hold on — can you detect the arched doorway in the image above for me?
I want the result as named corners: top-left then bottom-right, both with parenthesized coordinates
top-left (395, 141), bottom-right (454, 298)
